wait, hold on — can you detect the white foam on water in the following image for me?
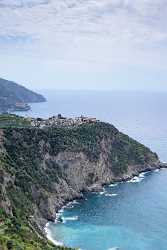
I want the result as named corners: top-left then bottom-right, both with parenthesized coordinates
top-left (127, 176), bottom-right (141, 183)
top-left (127, 171), bottom-right (149, 183)
top-left (65, 200), bottom-right (79, 209)
top-left (154, 169), bottom-right (160, 172)
top-left (139, 173), bottom-right (145, 178)
top-left (55, 207), bottom-right (65, 222)
top-left (44, 222), bottom-right (64, 246)
top-left (107, 247), bottom-right (120, 250)
top-left (99, 191), bottom-right (106, 195)
top-left (55, 199), bottom-right (80, 222)
top-left (72, 200), bottom-right (80, 205)
top-left (58, 207), bottom-right (64, 214)
top-left (127, 170), bottom-right (155, 184)
top-left (62, 216), bottom-right (79, 223)
top-left (99, 187), bottom-right (106, 195)
top-left (109, 183), bottom-right (118, 187)
top-left (105, 193), bottom-right (118, 197)
top-left (67, 204), bottom-right (74, 209)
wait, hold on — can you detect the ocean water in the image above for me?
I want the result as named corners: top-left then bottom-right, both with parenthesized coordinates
top-left (47, 169), bottom-right (167, 250)
top-left (16, 90), bottom-right (167, 250)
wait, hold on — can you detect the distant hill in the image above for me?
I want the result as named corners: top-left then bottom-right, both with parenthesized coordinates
top-left (0, 78), bottom-right (46, 112)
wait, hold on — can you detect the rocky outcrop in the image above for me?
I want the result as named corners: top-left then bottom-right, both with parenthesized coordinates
top-left (37, 153), bottom-right (159, 228)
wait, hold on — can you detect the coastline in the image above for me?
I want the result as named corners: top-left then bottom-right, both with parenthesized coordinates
top-left (44, 222), bottom-right (64, 246)
top-left (44, 165), bottom-right (166, 247)
top-left (44, 200), bottom-right (81, 247)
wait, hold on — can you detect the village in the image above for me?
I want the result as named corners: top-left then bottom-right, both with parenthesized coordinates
top-left (30, 114), bottom-right (99, 128)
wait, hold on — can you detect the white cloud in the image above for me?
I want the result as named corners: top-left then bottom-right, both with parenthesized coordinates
top-left (0, 0), bottom-right (167, 88)
top-left (0, 0), bottom-right (49, 8)
top-left (1, 1), bottom-right (167, 47)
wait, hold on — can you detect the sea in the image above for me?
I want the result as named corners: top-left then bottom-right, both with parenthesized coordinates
top-left (15, 90), bottom-right (167, 250)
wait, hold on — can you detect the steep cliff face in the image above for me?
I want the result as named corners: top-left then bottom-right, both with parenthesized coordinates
top-left (0, 122), bottom-right (159, 249)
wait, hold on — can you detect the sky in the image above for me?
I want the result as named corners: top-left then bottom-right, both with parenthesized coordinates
top-left (0, 0), bottom-right (167, 91)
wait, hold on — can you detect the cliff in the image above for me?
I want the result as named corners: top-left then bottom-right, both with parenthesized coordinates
top-left (0, 78), bottom-right (46, 112)
top-left (0, 121), bottom-right (160, 249)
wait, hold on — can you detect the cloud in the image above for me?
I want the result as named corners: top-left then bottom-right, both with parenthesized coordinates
top-left (0, 0), bottom-right (49, 8)
top-left (0, 0), bottom-right (167, 71)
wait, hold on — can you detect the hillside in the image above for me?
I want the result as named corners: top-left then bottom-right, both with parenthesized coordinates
top-left (0, 78), bottom-right (46, 112)
top-left (0, 119), bottom-right (160, 249)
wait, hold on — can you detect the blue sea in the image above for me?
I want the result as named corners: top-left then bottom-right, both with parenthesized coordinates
top-left (16, 90), bottom-right (167, 250)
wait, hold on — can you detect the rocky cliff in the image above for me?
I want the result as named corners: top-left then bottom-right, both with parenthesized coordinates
top-left (0, 121), bottom-right (160, 249)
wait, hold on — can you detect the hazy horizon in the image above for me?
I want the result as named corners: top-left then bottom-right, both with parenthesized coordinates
top-left (33, 88), bottom-right (167, 94)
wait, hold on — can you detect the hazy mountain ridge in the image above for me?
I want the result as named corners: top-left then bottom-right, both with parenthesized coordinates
top-left (0, 78), bottom-right (46, 112)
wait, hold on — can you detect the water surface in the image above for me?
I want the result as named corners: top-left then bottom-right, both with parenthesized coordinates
top-left (48, 169), bottom-right (167, 250)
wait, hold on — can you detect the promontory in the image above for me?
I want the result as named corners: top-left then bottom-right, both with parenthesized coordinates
top-left (0, 114), bottom-right (161, 249)
top-left (0, 78), bottom-right (46, 113)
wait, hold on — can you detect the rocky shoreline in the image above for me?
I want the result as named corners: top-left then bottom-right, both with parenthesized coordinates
top-left (44, 162), bottom-right (166, 246)
top-left (36, 163), bottom-right (156, 230)
top-left (30, 156), bottom-right (163, 234)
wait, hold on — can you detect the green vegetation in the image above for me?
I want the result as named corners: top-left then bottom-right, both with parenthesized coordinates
top-left (3, 122), bottom-right (158, 191)
top-left (0, 120), bottom-right (158, 249)
top-left (1, 122), bottom-right (158, 202)
top-left (0, 114), bottom-right (31, 128)
top-left (0, 213), bottom-right (73, 250)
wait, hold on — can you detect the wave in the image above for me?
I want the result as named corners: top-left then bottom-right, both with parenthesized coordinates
top-left (154, 169), bottom-right (160, 172)
top-left (99, 191), bottom-right (106, 195)
top-left (44, 223), bottom-right (63, 246)
top-left (72, 200), bottom-right (80, 205)
top-left (55, 206), bottom-right (66, 222)
top-left (62, 216), bottom-right (79, 223)
top-left (65, 200), bottom-right (80, 209)
top-left (127, 171), bottom-right (147, 183)
top-left (105, 193), bottom-right (118, 197)
top-left (45, 201), bottom-right (79, 245)
top-left (55, 199), bottom-right (80, 222)
top-left (127, 168), bottom-right (161, 184)
top-left (138, 173), bottom-right (145, 178)
top-left (109, 183), bottom-right (118, 187)
top-left (99, 187), bottom-right (106, 195)
top-left (107, 247), bottom-right (120, 250)
top-left (127, 176), bottom-right (142, 183)
top-left (66, 200), bottom-right (80, 208)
